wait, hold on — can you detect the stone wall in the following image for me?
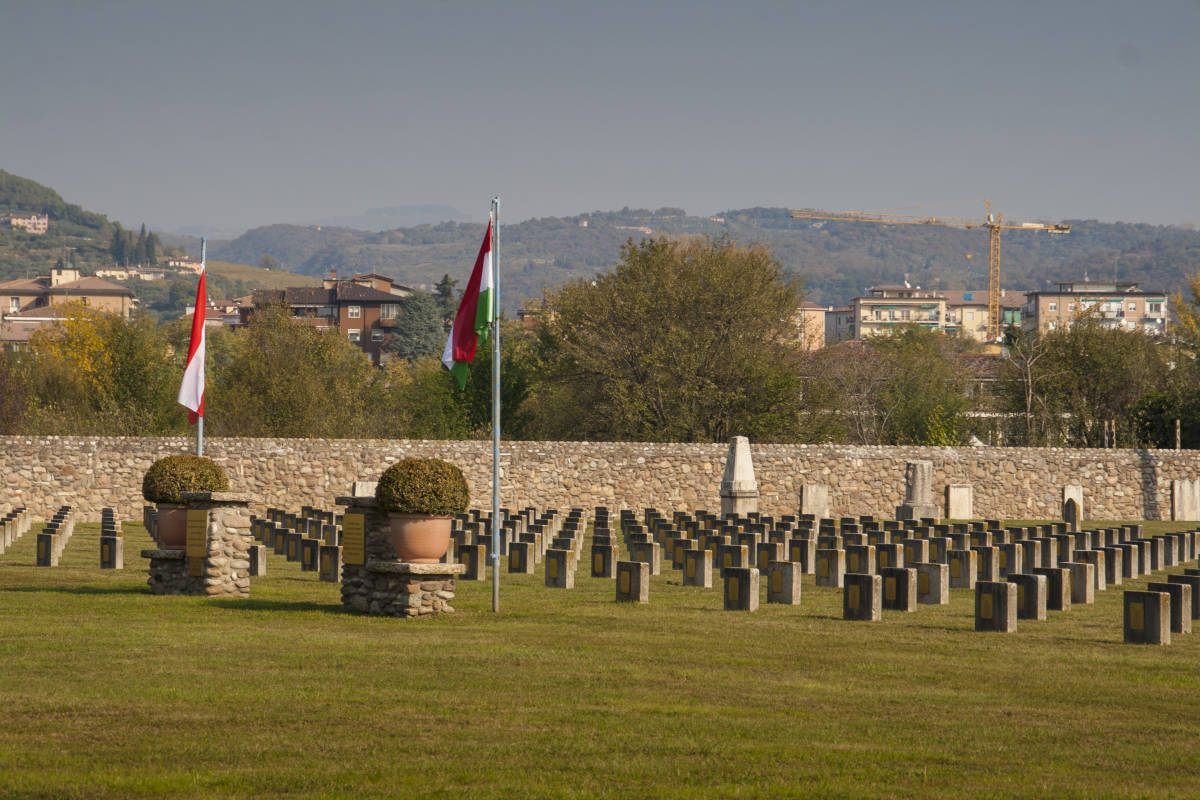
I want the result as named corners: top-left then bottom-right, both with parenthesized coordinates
top-left (2, 436), bottom-right (1199, 522)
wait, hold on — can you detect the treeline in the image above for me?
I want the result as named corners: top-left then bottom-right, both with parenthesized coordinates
top-left (0, 235), bottom-right (1198, 449)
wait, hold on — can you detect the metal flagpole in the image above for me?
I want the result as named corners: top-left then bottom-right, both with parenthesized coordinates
top-left (197, 238), bottom-right (205, 457)
top-left (491, 197), bottom-right (501, 613)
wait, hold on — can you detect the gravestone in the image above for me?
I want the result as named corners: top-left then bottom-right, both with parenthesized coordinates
top-left (972, 546), bottom-right (1000, 582)
top-left (720, 436), bottom-right (759, 518)
top-left (945, 484), bottom-right (973, 520)
top-left (1061, 561), bottom-right (1095, 604)
top-left (318, 544), bottom-right (342, 582)
top-left (844, 544), bottom-right (875, 575)
top-left (788, 538), bottom-right (816, 574)
top-left (1032, 567), bottom-right (1071, 611)
top-left (545, 548), bottom-right (575, 589)
top-left (902, 539), bottom-right (929, 568)
top-left (99, 535), bottom-right (123, 570)
top-left (815, 548), bottom-right (845, 588)
top-left (1124, 590), bottom-right (1171, 645)
top-left (880, 567), bottom-right (917, 611)
top-left (723, 566), bottom-right (759, 611)
top-left (1167, 574), bottom-right (1200, 620)
top-left (976, 581), bottom-right (1018, 632)
top-left (1062, 486), bottom-right (1084, 531)
top-left (947, 549), bottom-right (977, 589)
top-left (1007, 573), bottom-right (1048, 621)
top-left (1101, 546), bottom-right (1124, 586)
top-left (1075, 551), bottom-right (1106, 591)
top-left (590, 544), bottom-right (616, 578)
top-left (916, 562), bottom-right (949, 604)
top-left (875, 543), bottom-right (901, 571)
top-left (1146, 581), bottom-right (1191, 634)
top-left (300, 538), bottom-right (320, 572)
top-left (247, 544), bottom-right (266, 577)
top-left (615, 560), bottom-right (649, 603)
top-left (843, 573), bottom-right (882, 621)
top-left (896, 460), bottom-right (939, 522)
top-left (766, 561), bottom-right (801, 605)
top-left (508, 541), bottom-right (535, 574)
top-left (755, 541), bottom-right (783, 572)
top-left (682, 549), bottom-right (713, 588)
top-left (629, 541), bottom-right (662, 576)
top-left (799, 483), bottom-right (830, 520)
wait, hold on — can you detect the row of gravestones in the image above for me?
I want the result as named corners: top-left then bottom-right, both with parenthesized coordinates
top-left (248, 506), bottom-right (345, 581)
top-left (453, 507), bottom-right (569, 580)
top-left (0, 507), bottom-right (31, 557)
top-left (33, 506), bottom-right (75, 567)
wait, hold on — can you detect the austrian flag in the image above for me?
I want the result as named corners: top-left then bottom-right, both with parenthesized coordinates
top-left (177, 253), bottom-right (206, 423)
top-left (441, 222), bottom-right (494, 388)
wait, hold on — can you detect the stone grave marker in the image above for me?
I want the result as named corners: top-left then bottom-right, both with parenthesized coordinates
top-left (1125, 590), bottom-right (1170, 644)
top-left (508, 541), bottom-right (535, 574)
top-left (945, 484), bottom-right (973, 520)
top-left (765, 561), bottom-right (801, 605)
top-left (682, 549), bottom-right (713, 588)
top-left (1167, 574), bottom-right (1200, 620)
top-left (844, 543), bottom-right (875, 575)
top-left (897, 460), bottom-right (939, 521)
top-left (615, 560), bottom-right (649, 603)
top-left (100, 534), bottom-right (123, 570)
top-left (545, 548), bottom-right (575, 589)
top-left (916, 562), bottom-right (949, 604)
top-left (1074, 551), bottom-right (1106, 591)
top-left (815, 548), bottom-right (845, 588)
top-left (1032, 567), bottom-right (1070, 611)
top-left (880, 567), bottom-right (917, 611)
top-left (723, 566), bottom-right (759, 611)
top-left (591, 543), bottom-right (616, 579)
top-left (948, 549), bottom-right (977, 589)
top-left (976, 581), bottom-right (1018, 632)
top-left (788, 538), bottom-right (815, 574)
top-left (843, 573), bottom-right (882, 621)
top-left (629, 541), bottom-right (662, 576)
top-left (318, 544), bottom-right (341, 582)
top-left (1061, 561), bottom-right (1095, 605)
top-left (1146, 581), bottom-right (1191, 634)
top-left (875, 543), bottom-right (901, 571)
top-left (1007, 574), bottom-right (1048, 621)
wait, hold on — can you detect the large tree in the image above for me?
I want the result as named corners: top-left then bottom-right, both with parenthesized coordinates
top-left (530, 235), bottom-right (805, 442)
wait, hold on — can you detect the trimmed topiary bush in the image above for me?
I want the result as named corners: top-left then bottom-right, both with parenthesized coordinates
top-left (142, 454), bottom-right (230, 504)
top-left (376, 458), bottom-right (469, 516)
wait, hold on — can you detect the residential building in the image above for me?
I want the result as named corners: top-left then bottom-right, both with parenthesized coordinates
top-left (1022, 281), bottom-right (1168, 335)
top-left (166, 257), bottom-right (203, 273)
top-left (95, 267), bottom-right (166, 282)
top-left (243, 279), bottom-right (408, 365)
top-left (794, 301), bottom-right (826, 351)
top-left (9, 213), bottom-right (49, 234)
top-left (0, 268), bottom-right (136, 349)
top-left (824, 285), bottom-right (1029, 344)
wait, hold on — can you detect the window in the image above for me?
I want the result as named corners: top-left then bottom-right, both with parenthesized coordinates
top-left (1149, 302), bottom-right (1163, 314)
top-left (966, 311), bottom-right (974, 321)
top-left (8, 297), bottom-right (17, 313)
top-left (900, 309), bottom-right (910, 321)
top-left (381, 303), bottom-right (400, 320)
top-left (347, 305), bottom-right (361, 319)
top-left (1048, 302), bottom-right (1057, 311)
top-left (1068, 303), bottom-right (1075, 312)
top-left (371, 329), bottom-right (384, 342)
top-left (1048, 321), bottom-right (1057, 330)
top-left (1128, 302), bottom-right (1137, 311)
top-left (348, 328), bottom-right (361, 342)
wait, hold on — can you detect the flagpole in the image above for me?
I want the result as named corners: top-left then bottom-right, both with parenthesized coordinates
top-left (197, 238), bottom-right (205, 458)
top-left (490, 196), bottom-right (501, 614)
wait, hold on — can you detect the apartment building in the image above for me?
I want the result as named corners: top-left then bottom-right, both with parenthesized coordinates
top-left (824, 285), bottom-right (1028, 344)
top-left (9, 213), bottom-right (49, 234)
top-left (0, 268), bottom-right (136, 349)
top-left (1022, 281), bottom-right (1168, 335)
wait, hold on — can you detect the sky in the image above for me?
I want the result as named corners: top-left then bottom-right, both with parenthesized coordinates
top-left (3, 0), bottom-right (1199, 235)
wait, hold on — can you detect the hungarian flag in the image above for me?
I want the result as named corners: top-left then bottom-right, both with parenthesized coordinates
top-left (177, 252), bottom-right (206, 423)
top-left (441, 222), bottom-right (494, 388)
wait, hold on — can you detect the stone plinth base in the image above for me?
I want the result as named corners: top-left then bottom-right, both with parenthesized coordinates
top-left (895, 503), bottom-right (939, 522)
top-left (342, 560), bottom-right (466, 618)
top-left (140, 493), bottom-right (253, 598)
top-left (142, 549), bottom-right (205, 595)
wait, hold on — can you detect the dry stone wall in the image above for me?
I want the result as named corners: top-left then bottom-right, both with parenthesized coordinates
top-left (1, 436), bottom-right (1198, 522)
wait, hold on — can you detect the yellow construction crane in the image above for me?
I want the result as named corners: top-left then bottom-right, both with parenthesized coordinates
top-left (790, 201), bottom-right (1071, 341)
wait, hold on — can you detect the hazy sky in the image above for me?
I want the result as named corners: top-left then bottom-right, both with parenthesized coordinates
top-left (3, 0), bottom-right (1198, 234)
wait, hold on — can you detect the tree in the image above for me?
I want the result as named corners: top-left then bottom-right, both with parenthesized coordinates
top-left (380, 291), bottom-right (444, 361)
top-left (259, 254), bottom-right (279, 271)
top-left (208, 303), bottom-right (387, 438)
top-left (530, 235), bottom-right (805, 442)
top-left (433, 273), bottom-right (458, 327)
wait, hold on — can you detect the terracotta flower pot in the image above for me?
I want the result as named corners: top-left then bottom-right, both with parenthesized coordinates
top-left (155, 503), bottom-right (188, 549)
top-left (387, 514), bottom-right (452, 563)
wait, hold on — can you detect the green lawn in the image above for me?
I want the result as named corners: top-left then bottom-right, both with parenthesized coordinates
top-left (2, 518), bottom-right (1199, 799)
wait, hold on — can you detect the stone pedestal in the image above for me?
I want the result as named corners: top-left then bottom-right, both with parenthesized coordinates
top-left (100, 535), bottom-right (123, 570)
top-left (1125, 590), bottom-right (1170, 645)
top-left (723, 566), bottom-right (759, 611)
top-left (844, 573), bottom-right (882, 621)
top-left (945, 484), bottom-right (973, 520)
top-left (896, 460), bottom-right (939, 522)
top-left (682, 549), bottom-right (712, 588)
top-left (916, 562), bottom-right (949, 604)
top-left (720, 436), bottom-right (759, 518)
top-left (976, 581), bottom-right (1018, 632)
top-left (141, 492), bottom-right (252, 597)
top-left (1062, 486), bottom-right (1084, 531)
top-left (336, 496), bottom-right (464, 618)
top-left (766, 561), bottom-right (801, 605)
top-left (615, 560), bottom-right (649, 603)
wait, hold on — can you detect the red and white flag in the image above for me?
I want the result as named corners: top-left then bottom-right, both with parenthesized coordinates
top-left (177, 244), bottom-right (206, 423)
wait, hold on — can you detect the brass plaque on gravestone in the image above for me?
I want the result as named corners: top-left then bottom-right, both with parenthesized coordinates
top-left (848, 584), bottom-right (860, 610)
top-left (950, 559), bottom-right (960, 578)
top-left (548, 558), bottom-right (558, 580)
top-left (618, 569), bottom-right (630, 594)
top-left (885, 577), bottom-right (896, 603)
top-left (1130, 601), bottom-right (1145, 631)
top-left (187, 509), bottom-right (207, 577)
top-left (594, 553), bottom-right (604, 573)
top-left (342, 513), bottom-right (365, 565)
top-left (919, 571), bottom-right (930, 595)
top-left (980, 593), bottom-right (994, 621)
top-left (770, 570), bottom-right (782, 594)
top-left (727, 576), bottom-right (739, 603)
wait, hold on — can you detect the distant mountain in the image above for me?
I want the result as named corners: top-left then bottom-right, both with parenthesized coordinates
top-left (212, 206), bottom-right (1200, 311)
top-left (313, 205), bottom-right (470, 231)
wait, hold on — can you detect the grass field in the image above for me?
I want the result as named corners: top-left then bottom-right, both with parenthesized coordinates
top-left (3, 518), bottom-right (1200, 799)
top-left (206, 260), bottom-right (320, 290)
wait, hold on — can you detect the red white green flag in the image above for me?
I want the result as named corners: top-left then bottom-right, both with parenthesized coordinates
top-left (441, 221), bottom-right (494, 388)
top-left (177, 246), bottom-right (206, 423)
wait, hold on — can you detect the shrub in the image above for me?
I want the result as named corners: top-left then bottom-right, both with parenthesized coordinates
top-left (376, 458), bottom-right (469, 516)
top-left (142, 454), bottom-right (229, 504)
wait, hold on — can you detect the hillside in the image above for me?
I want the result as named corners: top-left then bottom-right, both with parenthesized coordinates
top-left (0, 170), bottom-right (119, 280)
top-left (213, 207), bottom-right (1200, 310)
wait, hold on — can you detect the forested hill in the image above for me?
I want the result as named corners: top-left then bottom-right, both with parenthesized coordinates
top-left (0, 170), bottom-right (121, 279)
top-left (214, 207), bottom-right (1200, 310)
